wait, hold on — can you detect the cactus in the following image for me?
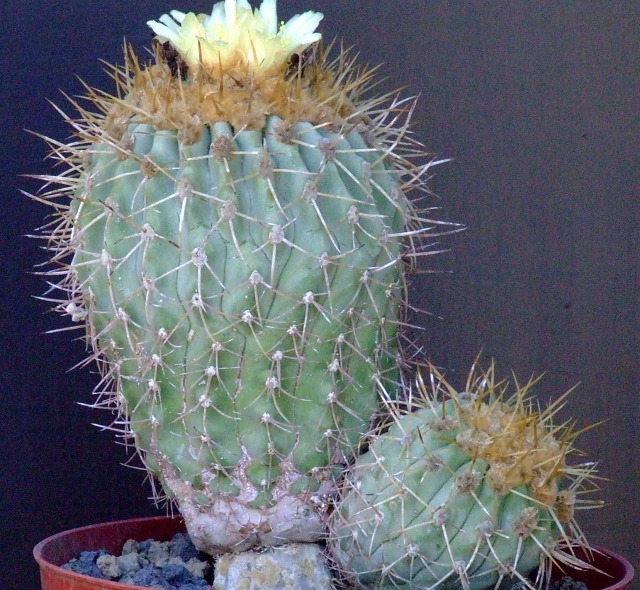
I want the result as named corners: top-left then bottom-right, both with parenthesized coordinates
top-left (329, 362), bottom-right (600, 590)
top-left (31, 1), bottom-right (448, 555)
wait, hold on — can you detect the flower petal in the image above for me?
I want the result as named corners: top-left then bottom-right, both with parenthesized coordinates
top-left (259, 0), bottom-right (278, 36)
top-left (147, 19), bottom-right (178, 42)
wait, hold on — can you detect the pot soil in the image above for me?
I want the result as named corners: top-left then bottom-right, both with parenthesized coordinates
top-left (34, 516), bottom-right (635, 590)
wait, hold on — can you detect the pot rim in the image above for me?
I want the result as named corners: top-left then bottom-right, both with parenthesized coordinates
top-left (34, 515), bottom-right (185, 590)
top-left (554, 544), bottom-right (635, 590)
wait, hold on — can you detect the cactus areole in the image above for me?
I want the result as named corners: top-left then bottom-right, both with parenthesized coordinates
top-left (33, 0), bottom-right (447, 555)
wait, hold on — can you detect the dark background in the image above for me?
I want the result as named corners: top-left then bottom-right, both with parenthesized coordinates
top-left (2, 2), bottom-right (638, 589)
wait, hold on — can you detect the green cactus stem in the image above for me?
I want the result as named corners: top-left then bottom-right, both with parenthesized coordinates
top-left (30, 0), bottom-right (453, 555)
top-left (329, 361), bottom-right (601, 590)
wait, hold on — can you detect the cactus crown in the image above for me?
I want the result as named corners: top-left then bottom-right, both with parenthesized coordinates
top-left (99, 0), bottom-right (368, 133)
top-left (410, 362), bottom-right (596, 515)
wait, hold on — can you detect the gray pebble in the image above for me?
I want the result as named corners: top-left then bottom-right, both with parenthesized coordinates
top-left (96, 554), bottom-right (122, 579)
top-left (117, 552), bottom-right (143, 576)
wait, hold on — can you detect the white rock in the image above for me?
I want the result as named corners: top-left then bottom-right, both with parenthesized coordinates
top-left (213, 543), bottom-right (333, 590)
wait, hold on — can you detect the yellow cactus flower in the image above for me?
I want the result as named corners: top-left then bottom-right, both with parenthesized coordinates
top-left (147, 0), bottom-right (323, 73)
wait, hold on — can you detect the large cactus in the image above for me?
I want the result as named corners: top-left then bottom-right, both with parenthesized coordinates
top-left (329, 362), bottom-right (599, 590)
top-left (33, 0), bottom-right (446, 554)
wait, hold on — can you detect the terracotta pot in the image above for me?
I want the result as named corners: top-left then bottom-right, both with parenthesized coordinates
top-left (549, 544), bottom-right (634, 590)
top-left (34, 516), bottom-right (634, 589)
top-left (34, 516), bottom-right (186, 590)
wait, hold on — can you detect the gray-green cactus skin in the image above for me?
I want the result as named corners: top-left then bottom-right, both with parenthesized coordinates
top-left (76, 115), bottom-right (404, 481)
top-left (329, 366), bottom-right (590, 590)
top-left (33, 32), bottom-right (446, 551)
top-left (78, 116), bottom-right (403, 515)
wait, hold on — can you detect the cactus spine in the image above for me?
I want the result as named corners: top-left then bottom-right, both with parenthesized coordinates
top-left (329, 362), bottom-right (599, 590)
top-left (32, 1), bottom-right (445, 554)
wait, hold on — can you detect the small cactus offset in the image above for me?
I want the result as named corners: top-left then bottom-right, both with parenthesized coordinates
top-left (329, 361), bottom-right (600, 590)
top-left (31, 1), bottom-right (448, 554)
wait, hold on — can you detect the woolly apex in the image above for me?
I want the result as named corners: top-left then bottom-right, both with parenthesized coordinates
top-left (108, 1), bottom-right (368, 131)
